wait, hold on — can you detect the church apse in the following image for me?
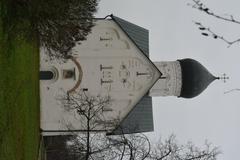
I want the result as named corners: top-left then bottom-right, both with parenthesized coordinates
top-left (149, 58), bottom-right (218, 99)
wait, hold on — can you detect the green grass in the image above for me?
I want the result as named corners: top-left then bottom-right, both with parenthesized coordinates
top-left (0, 1), bottom-right (40, 160)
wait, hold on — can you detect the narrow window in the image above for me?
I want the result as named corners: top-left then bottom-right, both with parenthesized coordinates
top-left (40, 71), bottom-right (54, 80)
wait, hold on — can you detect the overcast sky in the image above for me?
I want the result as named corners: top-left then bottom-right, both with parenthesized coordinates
top-left (96, 0), bottom-right (240, 159)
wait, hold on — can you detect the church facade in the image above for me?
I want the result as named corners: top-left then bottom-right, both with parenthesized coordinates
top-left (40, 15), bottom-right (218, 135)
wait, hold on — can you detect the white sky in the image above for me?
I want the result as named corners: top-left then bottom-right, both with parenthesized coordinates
top-left (96, 0), bottom-right (240, 159)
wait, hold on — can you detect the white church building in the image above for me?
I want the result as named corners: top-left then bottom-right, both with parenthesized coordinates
top-left (40, 15), bottom-right (218, 135)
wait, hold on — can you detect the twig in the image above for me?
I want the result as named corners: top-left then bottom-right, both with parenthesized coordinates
top-left (224, 88), bottom-right (240, 94)
top-left (190, 0), bottom-right (240, 25)
top-left (194, 21), bottom-right (240, 47)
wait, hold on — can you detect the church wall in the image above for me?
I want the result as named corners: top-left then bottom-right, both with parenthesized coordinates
top-left (149, 61), bottom-right (182, 97)
top-left (40, 19), bottom-right (160, 135)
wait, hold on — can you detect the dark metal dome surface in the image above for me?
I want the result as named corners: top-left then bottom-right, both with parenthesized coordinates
top-left (178, 58), bottom-right (217, 98)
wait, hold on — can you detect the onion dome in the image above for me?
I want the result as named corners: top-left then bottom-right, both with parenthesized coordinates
top-left (178, 58), bottom-right (218, 98)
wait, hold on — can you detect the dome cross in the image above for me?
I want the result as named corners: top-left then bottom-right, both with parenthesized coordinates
top-left (218, 73), bottom-right (229, 83)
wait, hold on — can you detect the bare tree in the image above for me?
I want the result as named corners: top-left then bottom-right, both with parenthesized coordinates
top-left (103, 133), bottom-right (151, 160)
top-left (59, 91), bottom-right (152, 160)
top-left (66, 132), bottom-right (220, 160)
top-left (59, 91), bottom-right (114, 160)
top-left (58, 91), bottom-right (220, 160)
top-left (149, 134), bottom-right (220, 160)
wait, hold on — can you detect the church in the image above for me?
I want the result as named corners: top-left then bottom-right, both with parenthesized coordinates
top-left (40, 15), bottom-right (218, 135)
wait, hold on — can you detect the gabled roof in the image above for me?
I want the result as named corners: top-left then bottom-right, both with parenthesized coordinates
top-left (108, 15), bottom-right (159, 135)
top-left (111, 15), bottom-right (149, 56)
top-left (110, 95), bottom-right (154, 135)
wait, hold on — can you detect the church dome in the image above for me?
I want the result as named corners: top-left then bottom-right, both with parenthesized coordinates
top-left (178, 58), bottom-right (218, 98)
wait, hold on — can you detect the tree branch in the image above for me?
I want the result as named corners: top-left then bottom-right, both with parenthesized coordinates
top-left (224, 88), bottom-right (240, 94)
top-left (190, 0), bottom-right (240, 24)
top-left (194, 21), bottom-right (240, 47)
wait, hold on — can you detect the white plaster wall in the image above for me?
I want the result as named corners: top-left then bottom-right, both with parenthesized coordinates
top-left (149, 61), bottom-right (182, 97)
top-left (40, 19), bottom-right (160, 134)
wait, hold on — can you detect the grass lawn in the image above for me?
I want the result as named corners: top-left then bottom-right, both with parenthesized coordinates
top-left (0, 1), bottom-right (40, 160)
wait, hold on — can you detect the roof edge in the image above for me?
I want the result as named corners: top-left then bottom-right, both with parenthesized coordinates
top-left (110, 14), bottom-right (162, 78)
top-left (109, 15), bottom-right (164, 134)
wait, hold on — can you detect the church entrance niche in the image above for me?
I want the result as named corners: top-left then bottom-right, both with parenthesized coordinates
top-left (40, 71), bottom-right (54, 80)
